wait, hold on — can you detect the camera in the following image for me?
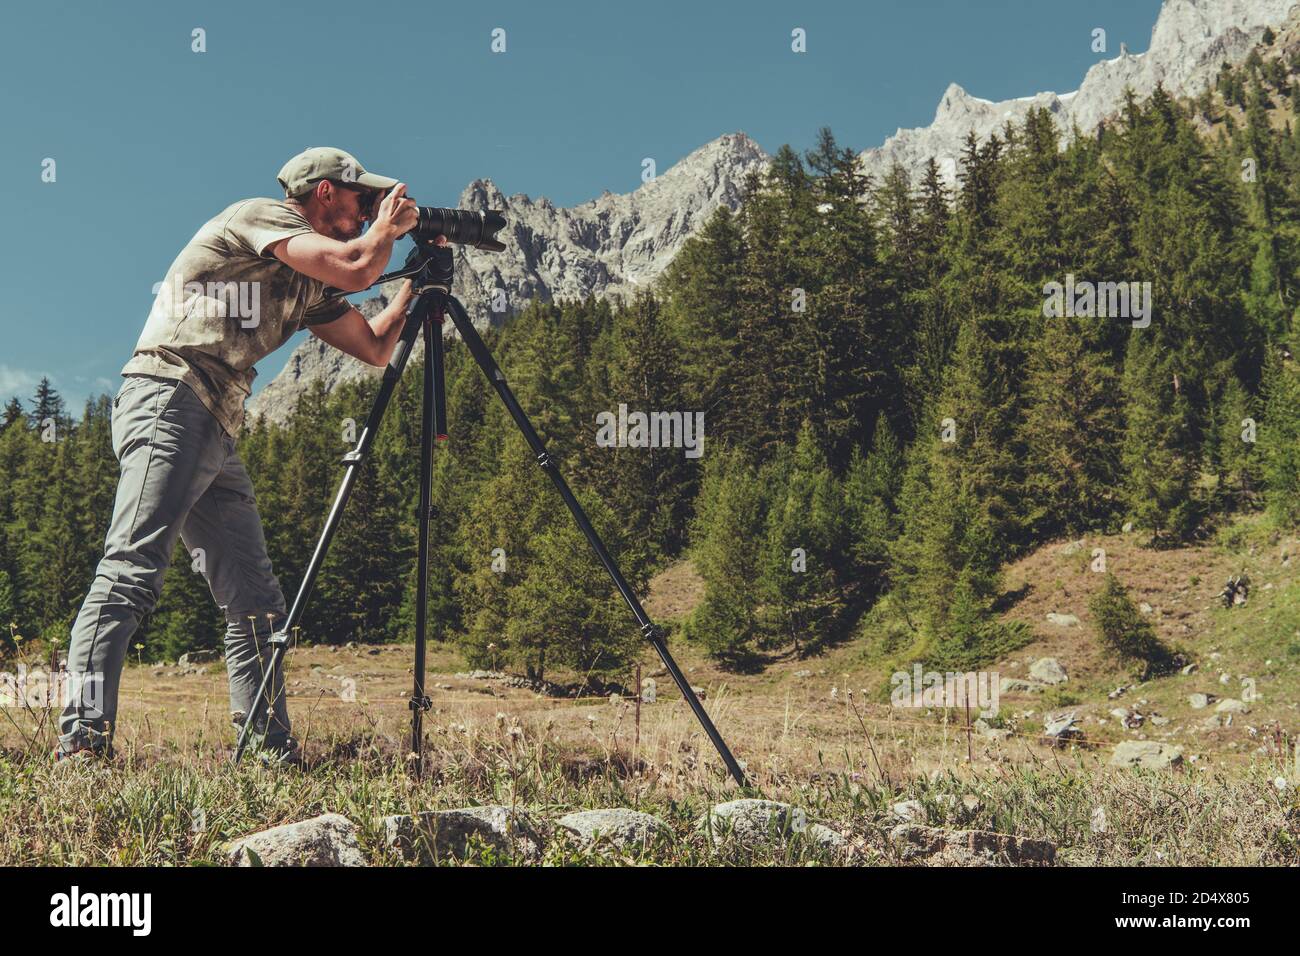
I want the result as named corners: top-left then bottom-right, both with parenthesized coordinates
top-left (409, 207), bottom-right (507, 252)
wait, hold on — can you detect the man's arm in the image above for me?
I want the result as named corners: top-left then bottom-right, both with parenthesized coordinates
top-left (268, 184), bottom-right (418, 291)
top-left (309, 280), bottom-right (414, 367)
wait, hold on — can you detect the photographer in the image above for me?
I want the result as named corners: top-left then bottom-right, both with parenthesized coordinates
top-left (57, 147), bottom-right (428, 763)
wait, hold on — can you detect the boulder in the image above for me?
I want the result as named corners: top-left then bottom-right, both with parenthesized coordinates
top-left (703, 799), bottom-right (838, 848)
top-left (1215, 698), bottom-right (1249, 714)
top-left (1188, 693), bottom-right (1210, 710)
top-left (891, 799), bottom-right (925, 823)
top-left (223, 813), bottom-right (366, 867)
top-left (382, 806), bottom-right (542, 862)
top-left (177, 649), bottom-right (218, 666)
top-left (1029, 657), bottom-right (1068, 684)
top-left (1108, 741), bottom-right (1183, 770)
top-left (1044, 613), bottom-right (1081, 628)
top-left (1043, 712), bottom-right (1084, 746)
top-left (889, 824), bottom-right (1055, 866)
top-left (999, 677), bottom-right (1046, 694)
top-left (557, 809), bottom-right (671, 850)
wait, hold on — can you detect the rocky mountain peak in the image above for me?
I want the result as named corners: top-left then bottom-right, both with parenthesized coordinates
top-left (861, 0), bottom-right (1299, 184)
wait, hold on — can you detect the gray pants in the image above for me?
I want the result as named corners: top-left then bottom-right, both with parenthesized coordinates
top-left (59, 374), bottom-right (291, 752)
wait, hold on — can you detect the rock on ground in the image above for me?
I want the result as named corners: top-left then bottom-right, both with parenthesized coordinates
top-left (1109, 741), bottom-right (1183, 770)
top-left (889, 824), bottom-right (1056, 866)
top-left (702, 799), bottom-right (844, 851)
top-left (223, 813), bottom-right (366, 867)
top-left (557, 809), bottom-right (671, 850)
top-left (999, 677), bottom-right (1047, 694)
top-left (383, 806), bottom-right (542, 862)
top-left (1044, 613), bottom-right (1081, 628)
top-left (1029, 657), bottom-right (1068, 684)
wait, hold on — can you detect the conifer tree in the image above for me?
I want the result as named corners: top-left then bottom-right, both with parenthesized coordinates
top-left (682, 448), bottom-right (768, 667)
top-left (759, 422), bottom-right (844, 655)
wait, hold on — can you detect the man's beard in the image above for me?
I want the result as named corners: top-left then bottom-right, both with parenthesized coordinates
top-left (330, 214), bottom-right (364, 241)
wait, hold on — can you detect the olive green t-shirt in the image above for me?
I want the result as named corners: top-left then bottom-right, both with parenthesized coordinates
top-left (122, 198), bottom-right (352, 436)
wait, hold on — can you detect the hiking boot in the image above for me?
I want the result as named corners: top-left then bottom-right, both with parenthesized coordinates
top-left (52, 727), bottom-right (112, 764)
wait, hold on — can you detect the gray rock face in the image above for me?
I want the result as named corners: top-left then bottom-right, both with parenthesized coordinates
top-left (383, 806), bottom-right (542, 862)
top-left (177, 649), bottom-right (218, 666)
top-left (1045, 613), bottom-right (1081, 628)
top-left (999, 677), bottom-right (1047, 694)
top-left (1043, 711), bottom-right (1084, 746)
top-left (1109, 741), bottom-right (1184, 770)
top-left (557, 809), bottom-right (671, 849)
top-left (223, 813), bottom-right (366, 867)
top-left (889, 824), bottom-right (1056, 866)
top-left (891, 799), bottom-right (926, 823)
top-left (705, 799), bottom-right (805, 842)
top-left (1215, 697), bottom-right (1249, 714)
top-left (859, 0), bottom-right (1297, 185)
top-left (1029, 657), bottom-right (1069, 684)
top-left (247, 132), bottom-right (769, 426)
top-left (702, 799), bottom-right (845, 849)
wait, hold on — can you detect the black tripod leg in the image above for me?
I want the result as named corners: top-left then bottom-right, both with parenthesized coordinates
top-left (440, 295), bottom-right (749, 788)
top-left (234, 304), bottom-right (428, 764)
top-left (409, 316), bottom-right (439, 773)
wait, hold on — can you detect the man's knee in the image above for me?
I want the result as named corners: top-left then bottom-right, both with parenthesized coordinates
top-left (89, 550), bottom-right (171, 617)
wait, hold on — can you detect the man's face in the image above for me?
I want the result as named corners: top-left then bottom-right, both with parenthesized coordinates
top-left (320, 181), bottom-right (378, 241)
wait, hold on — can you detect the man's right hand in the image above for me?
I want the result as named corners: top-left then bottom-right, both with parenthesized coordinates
top-left (372, 183), bottom-right (420, 240)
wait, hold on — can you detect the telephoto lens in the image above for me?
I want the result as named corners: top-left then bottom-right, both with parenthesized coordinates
top-left (413, 207), bottom-right (507, 252)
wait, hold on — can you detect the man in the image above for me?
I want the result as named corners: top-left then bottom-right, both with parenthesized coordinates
top-left (57, 146), bottom-right (424, 762)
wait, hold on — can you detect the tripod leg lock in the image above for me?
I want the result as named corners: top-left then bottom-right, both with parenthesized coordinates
top-left (268, 630), bottom-right (291, 648)
top-left (534, 451), bottom-right (555, 470)
top-left (408, 695), bottom-right (432, 712)
top-left (640, 622), bottom-right (665, 645)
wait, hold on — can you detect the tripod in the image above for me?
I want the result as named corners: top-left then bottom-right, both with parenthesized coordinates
top-left (234, 240), bottom-right (749, 787)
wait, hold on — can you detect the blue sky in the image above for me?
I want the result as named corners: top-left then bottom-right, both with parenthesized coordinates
top-left (0, 0), bottom-right (1163, 412)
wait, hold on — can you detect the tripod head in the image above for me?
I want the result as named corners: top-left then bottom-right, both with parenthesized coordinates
top-left (404, 241), bottom-right (456, 295)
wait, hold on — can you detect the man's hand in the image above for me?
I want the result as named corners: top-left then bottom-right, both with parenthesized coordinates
top-left (374, 184), bottom-right (420, 239)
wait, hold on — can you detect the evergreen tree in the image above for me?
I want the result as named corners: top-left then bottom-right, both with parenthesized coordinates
top-left (1261, 350), bottom-right (1300, 526)
top-left (682, 448), bottom-right (769, 668)
top-left (842, 413), bottom-right (902, 586)
top-left (28, 377), bottom-right (67, 432)
top-left (759, 422), bottom-right (845, 655)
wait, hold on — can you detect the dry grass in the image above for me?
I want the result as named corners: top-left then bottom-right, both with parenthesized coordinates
top-left (5, 519), bottom-right (1300, 866)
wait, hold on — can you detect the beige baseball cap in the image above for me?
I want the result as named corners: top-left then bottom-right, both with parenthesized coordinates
top-left (276, 146), bottom-right (399, 198)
